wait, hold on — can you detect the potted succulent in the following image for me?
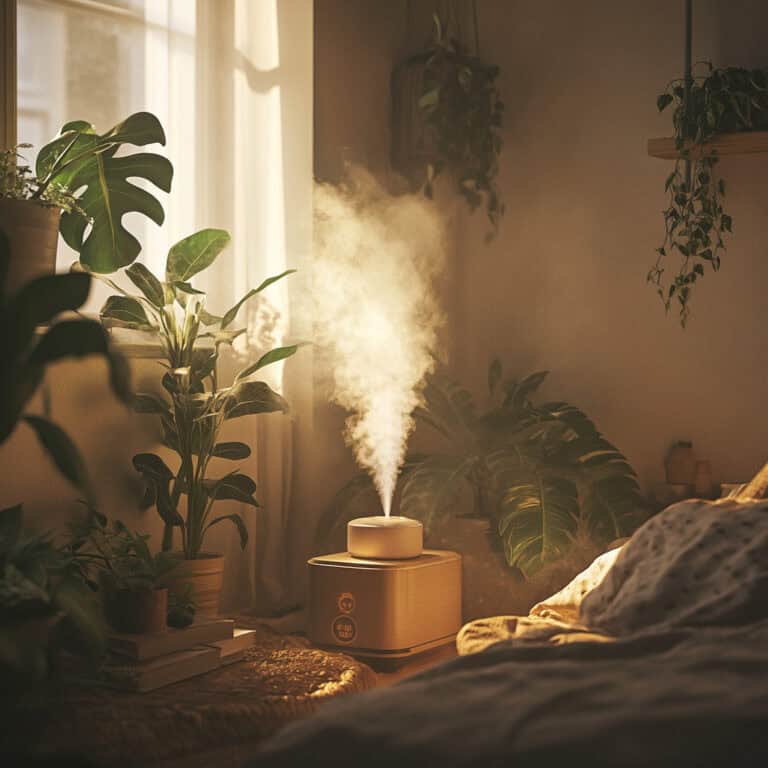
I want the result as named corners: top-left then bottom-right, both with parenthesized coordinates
top-left (96, 228), bottom-right (299, 614)
top-left (0, 111), bottom-right (172, 296)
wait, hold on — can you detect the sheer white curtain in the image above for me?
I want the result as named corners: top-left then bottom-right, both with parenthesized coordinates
top-left (17, 0), bottom-right (314, 615)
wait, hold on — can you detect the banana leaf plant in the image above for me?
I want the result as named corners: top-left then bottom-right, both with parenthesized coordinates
top-left (322, 360), bottom-right (647, 578)
top-left (30, 111), bottom-right (173, 272)
top-left (97, 228), bottom-right (299, 559)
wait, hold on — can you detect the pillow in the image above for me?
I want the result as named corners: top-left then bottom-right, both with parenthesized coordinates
top-left (581, 498), bottom-right (768, 635)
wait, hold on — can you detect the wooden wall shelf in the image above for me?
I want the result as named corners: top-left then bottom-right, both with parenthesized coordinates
top-left (648, 131), bottom-right (768, 159)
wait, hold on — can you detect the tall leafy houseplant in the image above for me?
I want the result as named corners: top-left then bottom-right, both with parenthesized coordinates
top-left (649, 64), bottom-right (768, 325)
top-left (98, 229), bottom-right (298, 565)
top-left (324, 361), bottom-right (646, 577)
top-left (0, 112), bottom-right (172, 293)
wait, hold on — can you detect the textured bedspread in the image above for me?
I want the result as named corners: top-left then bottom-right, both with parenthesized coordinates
top-left (251, 500), bottom-right (768, 767)
top-left (251, 620), bottom-right (768, 768)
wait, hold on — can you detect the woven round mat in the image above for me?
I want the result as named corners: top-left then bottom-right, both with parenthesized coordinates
top-left (44, 622), bottom-right (376, 767)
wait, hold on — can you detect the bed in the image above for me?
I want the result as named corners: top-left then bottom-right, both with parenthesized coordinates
top-left (249, 495), bottom-right (768, 768)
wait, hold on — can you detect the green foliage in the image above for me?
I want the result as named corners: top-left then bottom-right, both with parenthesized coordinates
top-left (98, 228), bottom-right (299, 558)
top-left (416, 14), bottom-right (504, 237)
top-left (35, 112), bottom-right (173, 272)
top-left (0, 230), bottom-right (130, 488)
top-left (650, 63), bottom-right (768, 325)
top-left (68, 509), bottom-right (179, 592)
top-left (0, 113), bottom-right (171, 273)
top-left (0, 505), bottom-right (105, 685)
top-left (167, 584), bottom-right (196, 628)
top-left (0, 145), bottom-right (81, 213)
top-left (326, 360), bottom-right (647, 578)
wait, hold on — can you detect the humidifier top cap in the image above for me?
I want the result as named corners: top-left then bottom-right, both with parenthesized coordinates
top-left (347, 516), bottom-right (423, 560)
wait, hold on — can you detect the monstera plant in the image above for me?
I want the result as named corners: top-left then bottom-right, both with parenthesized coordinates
top-left (0, 112), bottom-right (172, 295)
top-left (324, 360), bottom-right (647, 577)
top-left (97, 229), bottom-right (298, 561)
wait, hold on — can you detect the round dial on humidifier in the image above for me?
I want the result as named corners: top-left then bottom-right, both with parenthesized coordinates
top-left (347, 516), bottom-right (423, 559)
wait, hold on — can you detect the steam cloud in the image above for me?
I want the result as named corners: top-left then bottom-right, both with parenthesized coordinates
top-left (312, 169), bottom-right (446, 516)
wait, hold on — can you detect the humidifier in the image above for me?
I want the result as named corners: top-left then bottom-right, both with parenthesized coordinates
top-left (308, 516), bottom-right (462, 660)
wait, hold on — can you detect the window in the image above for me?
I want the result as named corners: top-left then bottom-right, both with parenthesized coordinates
top-left (18, 0), bottom-right (197, 280)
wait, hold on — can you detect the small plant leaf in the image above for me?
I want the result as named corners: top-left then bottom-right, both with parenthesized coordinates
top-left (222, 381), bottom-right (289, 420)
top-left (204, 513), bottom-right (249, 549)
top-left (100, 295), bottom-right (153, 329)
top-left (125, 263), bottom-right (165, 308)
top-left (236, 344), bottom-right (301, 381)
top-left (212, 441), bottom-right (251, 460)
top-left (220, 269), bottom-right (296, 328)
top-left (205, 473), bottom-right (260, 508)
top-left (165, 228), bottom-right (230, 283)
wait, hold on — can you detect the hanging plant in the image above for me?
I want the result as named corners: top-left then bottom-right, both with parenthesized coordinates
top-left (648, 63), bottom-right (768, 325)
top-left (392, 11), bottom-right (504, 238)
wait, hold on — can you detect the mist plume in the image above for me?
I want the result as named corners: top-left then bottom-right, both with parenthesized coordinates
top-left (312, 168), bottom-right (446, 515)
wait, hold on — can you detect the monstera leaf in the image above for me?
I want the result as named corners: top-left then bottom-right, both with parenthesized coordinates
top-left (37, 112), bottom-right (173, 272)
top-left (496, 472), bottom-right (580, 577)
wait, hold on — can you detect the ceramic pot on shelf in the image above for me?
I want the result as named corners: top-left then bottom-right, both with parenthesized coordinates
top-left (0, 198), bottom-right (60, 297)
top-left (162, 553), bottom-right (225, 617)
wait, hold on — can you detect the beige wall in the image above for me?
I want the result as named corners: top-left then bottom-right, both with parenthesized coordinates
top-left (454, 0), bottom-right (768, 491)
top-left (315, 0), bottom-right (768, 498)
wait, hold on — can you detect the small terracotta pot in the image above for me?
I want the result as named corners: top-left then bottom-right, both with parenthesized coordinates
top-left (103, 585), bottom-right (168, 635)
top-left (162, 553), bottom-right (225, 616)
top-left (0, 198), bottom-right (61, 297)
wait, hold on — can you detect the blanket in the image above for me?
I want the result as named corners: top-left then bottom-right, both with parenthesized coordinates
top-left (459, 498), bottom-right (768, 653)
top-left (250, 499), bottom-right (768, 767)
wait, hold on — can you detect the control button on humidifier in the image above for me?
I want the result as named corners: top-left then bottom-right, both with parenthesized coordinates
top-left (337, 592), bottom-right (356, 614)
top-left (332, 615), bottom-right (357, 643)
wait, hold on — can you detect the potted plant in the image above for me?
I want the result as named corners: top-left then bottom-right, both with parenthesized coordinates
top-left (323, 359), bottom-right (647, 578)
top-left (0, 111), bottom-right (172, 295)
top-left (97, 228), bottom-right (299, 614)
top-left (68, 511), bottom-right (180, 634)
top-left (391, 13), bottom-right (504, 238)
top-left (649, 63), bottom-right (768, 325)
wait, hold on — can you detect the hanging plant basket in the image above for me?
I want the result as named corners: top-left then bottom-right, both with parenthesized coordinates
top-left (391, 12), bottom-right (505, 238)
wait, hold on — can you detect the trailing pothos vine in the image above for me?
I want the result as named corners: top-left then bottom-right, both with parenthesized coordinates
top-left (649, 63), bottom-right (768, 326)
top-left (417, 14), bottom-right (505, 238)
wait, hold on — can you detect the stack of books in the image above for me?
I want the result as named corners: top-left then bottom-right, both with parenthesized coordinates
top-left (102, 619), bottom-right (258, 692)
